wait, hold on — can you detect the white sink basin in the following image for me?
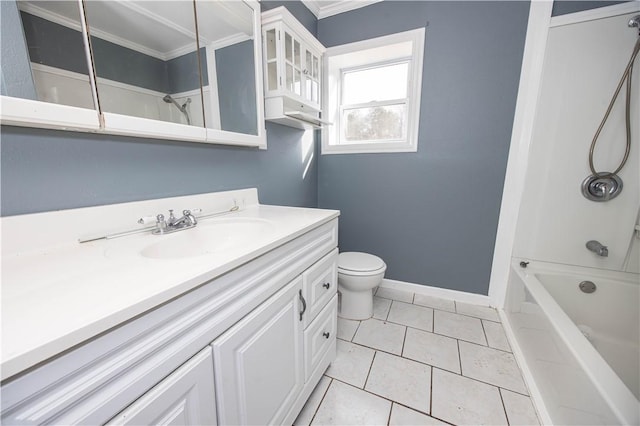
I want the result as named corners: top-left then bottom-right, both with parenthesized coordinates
top-left (139, 217), bottom-right (274, 259)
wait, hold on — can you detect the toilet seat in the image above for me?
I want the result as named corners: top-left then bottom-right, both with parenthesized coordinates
top-left (338, 252), bottom-right (386, 276)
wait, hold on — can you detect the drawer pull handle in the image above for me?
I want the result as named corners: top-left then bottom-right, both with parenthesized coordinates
top-left (323, 332), bottom-right (330, 339)
top-left (299, 289), bottom-right (307, 321)
top-left (323, 282), bottom-right (331, 289)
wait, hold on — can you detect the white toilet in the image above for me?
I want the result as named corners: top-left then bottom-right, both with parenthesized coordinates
top-left (337, 252), bottom-right (387, 320)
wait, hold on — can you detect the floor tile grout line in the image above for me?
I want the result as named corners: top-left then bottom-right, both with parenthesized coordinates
top-left (458, 334), bottom-right (514, 354)
top-left (429, 364), bottom-right (434, 417)
top-left (432, 365), bottom-right (528, 399)
top-left (480, 317), bottom-right (490, 347)
top-left (400, 322), bottom-right (408, 356)
top-left (331, 376), bottom-right (439, 421)
top-left (456, 338), bottom-right (463, 377)
top-left (308, 376), bottom-right (333, 426)
top-left (498, 387), bottom-right (512, 425)
top-left (362, 350), bottom-right (377, 390)
top-left (382, 291), bottom-right (499, 322)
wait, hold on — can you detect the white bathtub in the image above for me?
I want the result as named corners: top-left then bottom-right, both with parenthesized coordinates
top-left (503, 259), bottom-right (639, 425)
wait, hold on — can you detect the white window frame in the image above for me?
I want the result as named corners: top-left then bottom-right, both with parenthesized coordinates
top-left (322, 28), bottom-right (425, 155)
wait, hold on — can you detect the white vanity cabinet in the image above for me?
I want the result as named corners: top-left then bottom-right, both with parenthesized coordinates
top-left (213, 249), bottom-right (337, 425)
top-left (106, 348), bottom-right (217, 426)
top-left (262, 6), bottom-right (326, 128)
top-left (0, 217), bottom-right (338, 426)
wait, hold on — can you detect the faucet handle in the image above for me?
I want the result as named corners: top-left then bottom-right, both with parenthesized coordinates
top-left (156, 214), bottom-right (167, 232)
top-left (138, 215), bottom-right (156, 225)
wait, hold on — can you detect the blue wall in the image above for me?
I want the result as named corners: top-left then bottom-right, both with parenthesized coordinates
top-left (316, 1), bottom-right (530, 295)
top-left (0, 2), bottom-right (318, 216)
top-left (2, 0), bottom-right (534, 297)
top-left (1, 2), bottom-right (36, 99)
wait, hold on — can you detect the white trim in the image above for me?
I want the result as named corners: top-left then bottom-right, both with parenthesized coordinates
top-left (31, 63), bottom-right (208, 101)
top-left (550, 1), bottom-right (640, 28)
top-left (0, 95), bottom-right (100, 131)
top-left (205, 44), bottom-right (222, 131)
top-left (101, 112), bottom-right (207, 142)
top-left (301, 0), bottom-right (384, 19)
top-left (208, 33), bottom-right (253, 51)
top-left (322, 27), bottom-right (424, 155)
top-left (380, 279), bottom-right (492, 307)
top-left (262, 7), bottom-right (326, 53)
top-left (498, 309), bottom-right (554, 426)
top-left (17, 2), bottom-right (83, 33)
top-left (30, 63), bottom-right (89, 83)
top-left (488, 1), bottom-right (553, 309)
top-left (18, 1), bottom-right (197, 62)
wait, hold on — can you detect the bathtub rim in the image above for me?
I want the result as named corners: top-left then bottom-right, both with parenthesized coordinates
top-left (507, 258), bottom-right (638, 425)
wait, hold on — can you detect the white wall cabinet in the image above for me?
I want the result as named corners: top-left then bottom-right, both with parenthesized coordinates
top-left (0, 220), bottom-right (338, 425)
top-left (262, 6), bottom-right (326, 129)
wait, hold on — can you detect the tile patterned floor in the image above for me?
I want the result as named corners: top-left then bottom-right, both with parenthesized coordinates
top-left (295, 288), bottom-right (540, 426)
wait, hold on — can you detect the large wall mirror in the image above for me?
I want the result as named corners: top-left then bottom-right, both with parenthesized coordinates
top-left (0, 0), bottom-right (265, 147)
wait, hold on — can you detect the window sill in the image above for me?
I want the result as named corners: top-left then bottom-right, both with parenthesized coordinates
top-left (321, 143), bottom-right (418, 155)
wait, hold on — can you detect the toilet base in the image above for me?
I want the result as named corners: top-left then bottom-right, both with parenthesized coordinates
top-left (338, 286), bottom-right (375, 320)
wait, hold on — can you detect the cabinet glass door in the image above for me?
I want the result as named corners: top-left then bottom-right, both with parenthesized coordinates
top-left (265, 29), bottom-right (278, 92)
top-left (284, 31), bottom-right (302, 96)
top-left (303, 49), bottom-right (320, 105)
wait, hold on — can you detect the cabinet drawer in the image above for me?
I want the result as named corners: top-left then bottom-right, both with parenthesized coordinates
top-left (304, 295), bottom-right (337, 381)
top-left (302, 248), bottom-right (337, 327)
top-left (106, 347), bottom-right (216, 425)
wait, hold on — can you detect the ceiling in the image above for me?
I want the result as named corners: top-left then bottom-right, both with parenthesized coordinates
top-left (301, 0), bottom-right (384, 19)
top-left (19, 1), bottom-right (253, 61)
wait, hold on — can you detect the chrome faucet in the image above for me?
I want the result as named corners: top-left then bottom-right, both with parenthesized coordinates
top-left (152, 209), bottom-right (197, 235)
top-left (586, 240), bottom-right (608, 257)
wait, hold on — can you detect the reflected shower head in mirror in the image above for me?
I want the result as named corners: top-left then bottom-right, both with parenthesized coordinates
top-left (162, 94), bottom-right (192, 125)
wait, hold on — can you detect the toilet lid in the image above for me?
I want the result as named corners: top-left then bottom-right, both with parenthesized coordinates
top-left (338, 252), bottom-right (386, 272)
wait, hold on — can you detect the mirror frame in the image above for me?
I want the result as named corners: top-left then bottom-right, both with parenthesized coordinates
top-left (0, 0), bottom-right (266, 149)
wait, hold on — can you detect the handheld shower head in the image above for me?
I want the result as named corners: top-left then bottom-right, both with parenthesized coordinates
top-left (630, 14), bottom-right (640, 35)
top-left (163, 94), bottom-right (180, 108)
top-left (162, 94), bottom-right (192, 125)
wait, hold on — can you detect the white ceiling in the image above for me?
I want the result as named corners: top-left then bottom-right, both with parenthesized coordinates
top-left (301, 0), bottom-right (384, 19)
top-left (19, 1), bottom-right (253, 61)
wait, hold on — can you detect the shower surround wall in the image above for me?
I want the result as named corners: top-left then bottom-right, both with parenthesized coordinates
top-left (317, 1), bottom-right (530, 295)
top-left (513, 10), bottom-right (640, 273)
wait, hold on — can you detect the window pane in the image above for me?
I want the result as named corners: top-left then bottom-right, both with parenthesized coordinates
top-left (342, 104), bottom-right (405, 142)
top-left (343, 62), bottom-right (409, 104)
top-left (294, 40), bottom-right (301, 66)
top-left (306, 51), bottom-right (312, 73)
top-left (266, 29), bottom-right (277, 60)
top-left (285, 33), bottom-right (292, 62)
top-left (268, 62), bottom-right (278, 91)
top-left (294, 69), bottom-right (301, 95)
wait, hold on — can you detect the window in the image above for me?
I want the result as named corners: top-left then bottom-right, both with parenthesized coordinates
top-left (322, 28), bottom-right (425, 154)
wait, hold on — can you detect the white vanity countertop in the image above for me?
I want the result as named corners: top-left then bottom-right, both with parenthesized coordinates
top-left (1, 200), bottom-right (339, 381)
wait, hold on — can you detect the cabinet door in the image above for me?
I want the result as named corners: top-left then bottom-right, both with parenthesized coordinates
top-left (212, 277), bottom-right (304, 425)
top-left (106, 348), bottom-right (216, 426)
top-left (283, 30), bottom-right (303, 97)
top-left (302, 47), bottom-right (321, 107)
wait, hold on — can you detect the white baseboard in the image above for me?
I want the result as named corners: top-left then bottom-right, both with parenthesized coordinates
top-left (380, 278), bottom-right (492, 307)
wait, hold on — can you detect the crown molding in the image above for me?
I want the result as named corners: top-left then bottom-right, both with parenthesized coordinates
top-left (301, 0), bottom-right (384, 19)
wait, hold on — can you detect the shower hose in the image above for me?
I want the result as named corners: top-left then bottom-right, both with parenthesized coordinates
top-left (588, 35), bottom-right (640, 177)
